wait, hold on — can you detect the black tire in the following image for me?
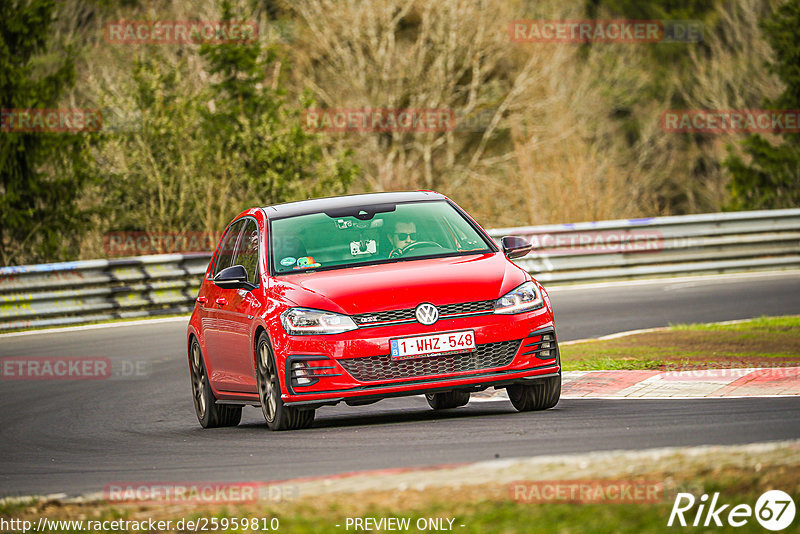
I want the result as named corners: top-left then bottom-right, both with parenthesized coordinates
top-left (189, 338), bottom-right (242, 428)
top-left (425, 390), bottom-right (471, 410)
top-left (256, 333), bottom-right (315, 431)
top-left (507, 373), bottom-right (561, 412)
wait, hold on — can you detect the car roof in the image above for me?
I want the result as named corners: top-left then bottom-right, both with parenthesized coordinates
top-left (261, 191), bottom-right (447, 219)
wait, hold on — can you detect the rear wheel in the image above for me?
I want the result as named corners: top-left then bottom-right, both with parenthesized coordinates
top-left (189, 338), bottom-right (242, 428)
top-left (507, 374), bottom-right (561, 412)
top-left (425, 390), bottom-right (471, 410)
top-left (256, 333), bottom-right (315, 431)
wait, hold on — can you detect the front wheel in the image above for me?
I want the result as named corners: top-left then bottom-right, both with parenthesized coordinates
top-left (189, 338), bottom-right (242, 428)
top-left (507, 374), bottom-right (561, 412)
top-left (425, 390), bottom-right (470, 410)
top-left (256, 333), bottom-right (315, 431)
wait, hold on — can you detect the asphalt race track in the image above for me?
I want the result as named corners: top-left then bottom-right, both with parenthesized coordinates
top-left (1, 271), bottom-right (800, 498)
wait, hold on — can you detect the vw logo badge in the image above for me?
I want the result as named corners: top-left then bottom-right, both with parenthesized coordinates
top-left (415, 303), bottom-right (439, 325)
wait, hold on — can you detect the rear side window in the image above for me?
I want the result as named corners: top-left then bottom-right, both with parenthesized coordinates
top-left (212, 219), bottom-right (246, 277)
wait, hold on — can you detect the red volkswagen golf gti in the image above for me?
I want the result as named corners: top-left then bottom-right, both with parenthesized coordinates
top-left (187, 191), bottom-right (561, 430)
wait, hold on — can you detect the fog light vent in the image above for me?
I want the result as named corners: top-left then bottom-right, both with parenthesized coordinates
top-left (291, 361), bottom-right (313, 386)
top-left (521, 329), bottom-right (558, 360)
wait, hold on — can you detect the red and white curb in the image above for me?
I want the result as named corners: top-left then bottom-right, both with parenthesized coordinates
top-left (471, 367), bottom-right (800, 400)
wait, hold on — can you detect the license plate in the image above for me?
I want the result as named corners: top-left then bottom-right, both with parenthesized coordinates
top-left (390, 330), bottom-right (476, 360)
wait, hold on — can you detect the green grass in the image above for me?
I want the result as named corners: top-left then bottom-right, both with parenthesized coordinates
top-left (170, 473), bottom-right (800, 533)
top-left (564, 356), bottom-right (667, 371)
top-left (4, 474), bottom-right (796, 534)
top-left (561, 315), bottom-right (800, 371)
top-left (670, 315), bottom-right (800, 332)
top-left (0, 498), bottom-right (37, 517)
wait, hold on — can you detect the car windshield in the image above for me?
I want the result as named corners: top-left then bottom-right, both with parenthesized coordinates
top-left (270, 200), bottom-right (494, 274)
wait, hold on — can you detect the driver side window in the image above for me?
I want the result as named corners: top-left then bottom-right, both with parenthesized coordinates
top-left (212, 219), bottom-right (246, 278)
top-left (235, 219), bottom-right (259, 286)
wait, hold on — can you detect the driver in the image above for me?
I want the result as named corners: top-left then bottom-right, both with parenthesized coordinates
top-left (388, 221), bottom-right (418, 256)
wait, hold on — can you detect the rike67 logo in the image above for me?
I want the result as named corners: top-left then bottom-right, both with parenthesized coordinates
top-left (668, 490), bottom-right (796, 531)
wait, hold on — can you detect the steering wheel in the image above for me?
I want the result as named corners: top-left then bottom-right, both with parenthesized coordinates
top-left (389, 240), bottom-right (444, 258)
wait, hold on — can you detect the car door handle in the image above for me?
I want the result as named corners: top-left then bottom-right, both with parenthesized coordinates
top-left (196, 296), bottom-right (207, 305)
top-left (215, 297), bottom-right (227, 306)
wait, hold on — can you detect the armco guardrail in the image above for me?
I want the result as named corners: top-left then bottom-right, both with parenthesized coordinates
top-left (487, 208), bottom-right (800, 284)
top-left (1, 209), bottom-right (799, 331)
top-left (0, 254), bottom-right (211, 331)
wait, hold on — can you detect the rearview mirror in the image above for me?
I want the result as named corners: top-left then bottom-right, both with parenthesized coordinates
top-left (501, 236), bottom-right (533, 260)
top-left (213, 265), bottom-right (256, 290)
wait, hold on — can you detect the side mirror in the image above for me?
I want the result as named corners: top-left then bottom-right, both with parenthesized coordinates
top-left (214, 265), bottom-right (256, 290)
top-left (501, 236), bottom-right (533, 260)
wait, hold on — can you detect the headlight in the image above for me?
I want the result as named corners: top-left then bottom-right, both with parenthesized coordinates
top-left (280, 308), bottom-right (358, 335)
top-left (494, 281), bottom-right (543, 314)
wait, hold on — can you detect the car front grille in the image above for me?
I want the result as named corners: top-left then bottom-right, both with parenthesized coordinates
top-left (438, 300), bottom-right (495, 315)
top-left (352, 299), bottom-right (495, 326)
top-left (338, 339), bottom-right (522, 382)
top-left (352, 308), bottom-right (416, 324)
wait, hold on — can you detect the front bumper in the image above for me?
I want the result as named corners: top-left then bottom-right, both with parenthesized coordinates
top-left (275, 307), bottom-right (560, 406)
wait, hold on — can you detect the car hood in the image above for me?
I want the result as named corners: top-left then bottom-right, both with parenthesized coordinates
top-left (271, 253), bottom-right (528, 314)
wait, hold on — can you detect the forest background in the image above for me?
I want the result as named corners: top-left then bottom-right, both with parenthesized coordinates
top-left (1, 0), bottom-right (798, 265)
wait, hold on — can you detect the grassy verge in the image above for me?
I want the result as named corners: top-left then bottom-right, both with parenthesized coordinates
top-left (2, 450), bottom-right (798, 533)
top-left (561, 315), bottom-right (800, 371)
